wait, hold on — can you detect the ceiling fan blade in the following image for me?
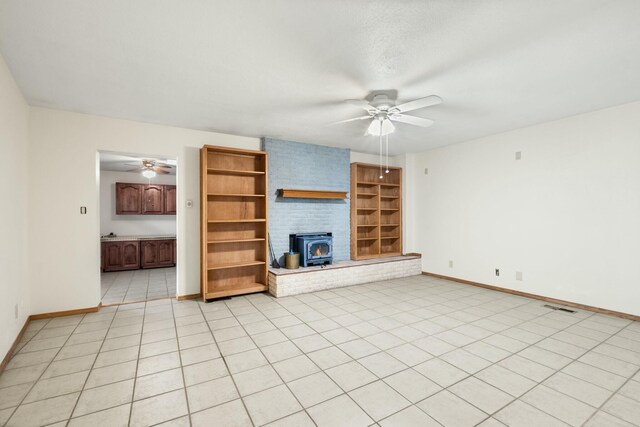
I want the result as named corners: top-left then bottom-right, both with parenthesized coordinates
top-left (390, 114), bottom-right (434, 127)
top-left (156, 170), bottom-right (171, 174)
top-left (154, 165), bottom-right (172, 169)
top-left (332, 115), bottom-right (372, 125)
top-left (393, 95), bottom-right (442, 113)
top-left (345, 99), bottom-right (376, 112)
top-left (126, 168), bottom-right (144, 172)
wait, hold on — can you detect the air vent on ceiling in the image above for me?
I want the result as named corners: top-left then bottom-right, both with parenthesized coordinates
top-left (543, 304), bottom-right (576, 313)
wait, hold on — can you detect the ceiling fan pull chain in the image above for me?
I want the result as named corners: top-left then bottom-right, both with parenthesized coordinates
top-left (385, 134), bottom-right (389, 173)
top-left (379, 132), bottom-right (383, 179)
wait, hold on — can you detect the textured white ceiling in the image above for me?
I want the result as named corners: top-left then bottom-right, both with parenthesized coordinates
top-left (1, 0), bottom-right (639, 154)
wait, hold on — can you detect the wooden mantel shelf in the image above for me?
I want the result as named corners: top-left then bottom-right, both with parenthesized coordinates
top-left (278, 189), bottom-right (348, 199)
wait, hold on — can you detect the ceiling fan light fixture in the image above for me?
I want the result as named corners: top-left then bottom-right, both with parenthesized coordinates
top-left (366, 119), bottom-right (381, 136)
top-left (142, 169), bottom-right (156, 179)
top-left (381, 119), bottom-right (395, 136)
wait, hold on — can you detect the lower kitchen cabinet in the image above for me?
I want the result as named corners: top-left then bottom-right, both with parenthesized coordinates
top-left (141, 239), bottom-right (175, 268)
top-left (101, 239), bottom-right (175, 272)
top-left (102, 241), bottom-right (140, 272)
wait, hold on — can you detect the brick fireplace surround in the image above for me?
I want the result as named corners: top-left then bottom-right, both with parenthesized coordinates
top-left (268, 255), bottom-right (422, 297)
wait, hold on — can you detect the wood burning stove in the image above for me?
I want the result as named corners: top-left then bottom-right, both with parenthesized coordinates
top-left (290, 233), bottom-right (333, 267)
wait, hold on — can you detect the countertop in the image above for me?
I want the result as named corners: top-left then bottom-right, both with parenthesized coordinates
top-left (100, 234), bottom-right (176, 242)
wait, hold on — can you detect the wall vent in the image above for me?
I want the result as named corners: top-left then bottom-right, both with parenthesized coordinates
top-left (543, 304), bottom-right (576, 313)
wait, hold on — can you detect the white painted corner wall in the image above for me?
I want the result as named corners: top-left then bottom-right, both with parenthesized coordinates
top-left (28, 108), bottom-right (260, 313)
top-left (0, 54), bottom-right (30, 359)
top-left (100, 170), bottom-right (176, 236)
top-left (410, 101), bottom-right (640, 315)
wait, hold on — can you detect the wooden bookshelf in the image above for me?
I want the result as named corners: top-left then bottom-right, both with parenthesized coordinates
top-left (200, 145), bottom-right (268, 300)
top-left (350, 163), bottom-right (402, 260)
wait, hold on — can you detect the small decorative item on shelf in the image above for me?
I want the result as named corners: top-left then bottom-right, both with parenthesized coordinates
top-left (284, 250), bottom-right (300, 269)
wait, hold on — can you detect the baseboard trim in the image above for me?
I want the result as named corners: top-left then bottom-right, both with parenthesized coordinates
top-left (3, 303), bottom-right (105, 375)
top-left (176, 293), bottom-right (201, 301)
top-left (29, 303), bottom-right (102, 320)
top-left (0, 318), bottom-right (31, 375)
top-left (422, 271), bottom-right (640, 322)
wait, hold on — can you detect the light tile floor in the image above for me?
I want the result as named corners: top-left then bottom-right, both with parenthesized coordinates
top-left (2, 274), bottom-right (640, 426)
top-left (101, 268), bottom-right (176, 305)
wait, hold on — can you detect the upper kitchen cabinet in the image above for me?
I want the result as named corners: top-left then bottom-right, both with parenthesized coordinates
top-left (115, 183), bottom-right (142, 214)
top-left (164, 185), bottom-right (177, 214)
top-left (115, 183), bottom-right (176, 215)
top-left (142, 184), bottom-right (164, 214)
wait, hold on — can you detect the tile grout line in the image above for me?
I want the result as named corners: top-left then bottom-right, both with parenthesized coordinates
top-left (169, 299), bottom-right (195, 426)
top-left (126, 301), bottom-right (148, 426)
top-left (4, 312), bottom-right (95, 426)
top-left (197, 299), bottom-right (259, 427)
top-left (580, 319), bottom-right (640, 426)
top-left (64, 307), bottom-right (120, 425)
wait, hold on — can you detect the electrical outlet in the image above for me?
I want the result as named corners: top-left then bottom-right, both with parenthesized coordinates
top-left (515, 151), bottom-right (522, 160)
top-left (14, 304), bottom-right (19, 319)
top-left (495, 268), bottom-right (500, 276)
top-left (449, 260), bottom-right (453, 268)
top-left (186, 200), bottom-right (193, 208)
top-left (424, 168), bottom-right (429, 175)
top-left (516, 271), bottom-right (523, 281)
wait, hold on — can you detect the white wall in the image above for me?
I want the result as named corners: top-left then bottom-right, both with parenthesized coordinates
top-left (28, 108), bottom-right (259, 313)
top-left (410, 101), bottom-right (640, 315)
top-left (100, 170), bottom-right (176, 236)
top-left (0, 54), bottom-right (30, 358)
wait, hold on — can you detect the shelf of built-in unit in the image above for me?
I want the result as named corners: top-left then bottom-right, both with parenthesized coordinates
top-left (380, 208), bottom-right (400, 212)
top-left (357, 237), bottom-right (378, 241)
top-left (354, 252), bottom-right (402, 260)
top-left (380, 223), bottom-right (400, 227)
top-left (207, 168), bottom-right (265, 176)
top-left (380, 196), bottom-right (399, 199)
top-left (380, 236), bottom-right (400, 240)
top-left (207, 260), bottom-right (266, 271)
top-left (207, 238), bottom-right (266, 244)
top-left (356, 208), bottom-right (377, 211)
top-left (204, 283), bottom-right (268, 300)
top-left (357, 192), bottom-right (378, 197)
top-left (207, 219), bottom-right (266, 223)
top-left (357, 181), bottom-right (400, 187)
top-left (357, 224), bottom-right (378, 227)
top-left (207, 193), bottom-right (265, 197)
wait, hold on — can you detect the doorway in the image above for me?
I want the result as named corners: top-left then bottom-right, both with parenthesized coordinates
top-left (99, 151), bottom-right (178, 305)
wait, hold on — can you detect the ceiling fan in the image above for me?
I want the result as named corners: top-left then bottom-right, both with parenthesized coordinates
top-left (335, 93), bottom-right (443, 136)
top-left (126, 159), bottom-right (173, 178)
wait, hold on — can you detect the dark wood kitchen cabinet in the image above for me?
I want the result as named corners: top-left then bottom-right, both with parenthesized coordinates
top-left (115, 183), bottom-right (176, 215)
top-left (141, 239), bottom-right (175, 268)
top-left (164, 185), bottom-right (177, 214)
top-left (101, 241), bottom-right (140, 271)
top-left (142, 185), bottom-right (164, 214)
top-left (101, 239), bottom-right (174, 271)
top-left (115, 183), bottom-right (142, 214)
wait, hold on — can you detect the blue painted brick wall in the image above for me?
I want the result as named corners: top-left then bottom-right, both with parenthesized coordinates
top-left (262, 138), bottom-right (350, 265)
